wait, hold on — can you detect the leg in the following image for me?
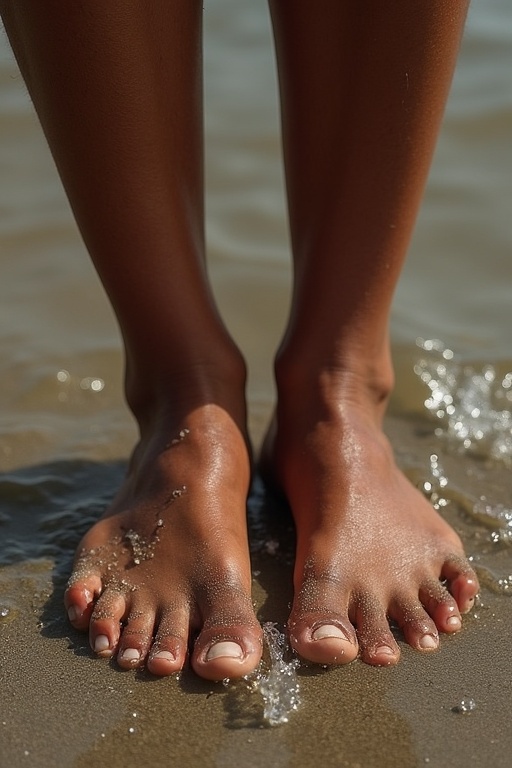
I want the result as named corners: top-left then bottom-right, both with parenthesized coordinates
top-left (1, 0), bottom-right (262, 679)
top-left (265, 0), bottom-right (479, 665)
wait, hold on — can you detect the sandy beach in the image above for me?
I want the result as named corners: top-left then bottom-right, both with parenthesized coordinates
top-left (2, 406), bottom-right (512, 768)
top-left (1, 0), bottom-right (511, 765)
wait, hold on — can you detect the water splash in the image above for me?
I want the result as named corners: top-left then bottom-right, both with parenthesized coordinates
top-left (473, 500), bottom-right (512, 543)
top-left (414, 338), bottom-right (512, 463)
top-left (418, 453), bottom-right (450, 512)
top-left (413, 446), bottom-right (512, 595)
top-left (254, 623), bottom-right (301, 726)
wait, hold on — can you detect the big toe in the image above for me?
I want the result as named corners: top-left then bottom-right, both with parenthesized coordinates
top-left (288, 612), bottom-right (359, 666)
top-left (191, 592), bottom-right (262, 680)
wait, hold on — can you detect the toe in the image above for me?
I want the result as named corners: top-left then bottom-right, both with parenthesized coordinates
top-left (89, 589), bottom-right (128, 658)
top-left (287, 569), bottom-right (358, 665)
top-left (354, 596), bottom-right (400, 666)
top-left (117, 601), bottom-right (157, 669)
top-left (390, 597), bottom-right (439, 652)
top-left (193, 624), bottom-right (262, 681)
top-left (442, 557), bottom-right (479, 613)
top-left (191, 588), bottom-right (262, 681)
top-left (419, 579), bottom-right (462, 634)
top-left (64, 574), bottom-right (102, 631)
top-left (147, 608), bottom-right (190, 676)
top-left (288, 611), bottom-right (359, 665)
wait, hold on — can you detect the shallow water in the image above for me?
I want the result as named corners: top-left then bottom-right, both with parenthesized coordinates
top-left (0, 0), bottom-right (511, 760)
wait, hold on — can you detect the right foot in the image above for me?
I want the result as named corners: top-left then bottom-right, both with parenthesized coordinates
top-left (261, 358), bottom-right (479, 668)
top-left (64, 378), bottom-right (262, 681)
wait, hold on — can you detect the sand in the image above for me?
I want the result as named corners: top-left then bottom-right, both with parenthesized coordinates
top-left (1, 411), bottom-right (511, 768)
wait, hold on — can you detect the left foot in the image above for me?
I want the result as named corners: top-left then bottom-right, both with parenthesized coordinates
top-left (262, 367), bottom-right (479, 667)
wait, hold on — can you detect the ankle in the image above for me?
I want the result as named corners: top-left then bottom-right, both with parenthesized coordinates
top-left (274, 346), bottom-right (395, 415)
top-left (124, 344), bottom-right (248, 430)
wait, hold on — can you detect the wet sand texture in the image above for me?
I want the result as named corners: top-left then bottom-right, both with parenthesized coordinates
top-left (2, 413), bottom-right (512, 768)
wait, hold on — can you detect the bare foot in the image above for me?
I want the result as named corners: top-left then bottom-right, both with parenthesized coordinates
top-left (262, 369), bottom-right (479, 667)
top-left (64, 392), bottom-right (262, 681)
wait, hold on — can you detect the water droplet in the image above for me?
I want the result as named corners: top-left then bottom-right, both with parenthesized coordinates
top-left (80, 376), bottom-right (105, 391)
top-left (452, 698), bottom-right (476, 714)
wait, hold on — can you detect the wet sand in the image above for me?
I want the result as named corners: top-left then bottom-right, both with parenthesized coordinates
top-left (1, 404), bottom-right (512, 768)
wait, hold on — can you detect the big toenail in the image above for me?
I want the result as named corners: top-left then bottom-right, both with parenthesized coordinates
top-left (120, 648), bottom-right (140, 662)
top-left (447, 616), bottom-right (461, 629)
top-left (206, 641), bottom-right (244, 661)
top-left (67, 606), bottom-right (80, 622)
top-left (312, 624), bottom-right (346, 641)
top-left (419, 634), bottom-right (438, 649)
top-left (94, 635), bottom-right (111, 653)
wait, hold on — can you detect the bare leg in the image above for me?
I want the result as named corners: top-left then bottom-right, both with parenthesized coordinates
top-left (1, 1), bottom-right (262, 679)
top-left (265, 0), bottom-right (479, 665)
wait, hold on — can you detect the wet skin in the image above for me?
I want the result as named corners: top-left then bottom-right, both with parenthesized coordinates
top-left (64, 370), bottom-right (479, 678)
top-left (65, 399), bottom-right (264, 681)
top-left (263, 369), bottom-right (479, 667)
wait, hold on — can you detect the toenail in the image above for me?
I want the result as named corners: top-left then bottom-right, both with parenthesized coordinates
top-left (152, 650), bottom-right (175, 663)
top-left (374, 645), bottom-right (396, 657)
top-left (206, 641), bottom-right (244, 661)
top-left (94, 635), bottom-right (111, 653)
top-left (67, 606), bottom-right (80, 622)
top-left (447, 616), bottom-right (462, 629)
top-left (418, 634), bottom-right (438, 649)
top-left (312, 624), bottom-right (347, 642)
top-left (120, 648), bottom-right (140, 662)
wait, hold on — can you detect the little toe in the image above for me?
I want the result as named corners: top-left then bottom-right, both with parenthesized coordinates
top-left (354, 599), bottom-right (400, 666)
top-left (390, 598), bottom-right (439, 652)
top-left (442, 558), bottom-right (480, 613)
top-left (64, 575), bottom-right (102, 631)
top-left (419, 580), bottom-right (462, 634)
top-left (89, 589), bottom-right (127, 658)
top-left (288, 613), bottom-right (359, 666)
